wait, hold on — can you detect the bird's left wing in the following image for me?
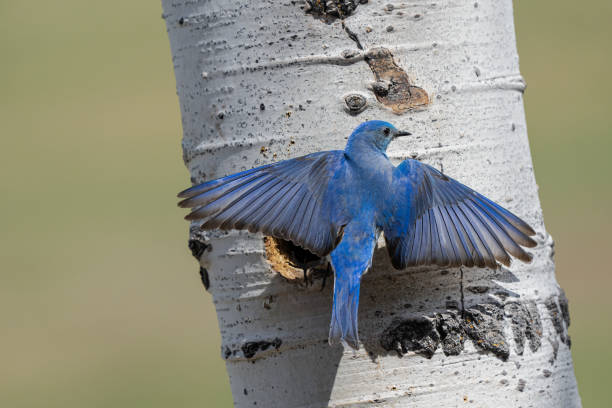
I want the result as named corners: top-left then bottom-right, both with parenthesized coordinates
top-left (383, 159), bottom-right (536, 269)
top-left (178, 151), bottom-right (348, 257)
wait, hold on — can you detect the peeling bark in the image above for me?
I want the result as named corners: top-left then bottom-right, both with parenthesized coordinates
top-left (364, 47), bottom-right (429, 113)
top-left (162, 0), bottom-right (581, 406)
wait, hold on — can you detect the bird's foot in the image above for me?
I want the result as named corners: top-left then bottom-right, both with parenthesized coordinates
top-left (299, 259), bottom-right (331, 288)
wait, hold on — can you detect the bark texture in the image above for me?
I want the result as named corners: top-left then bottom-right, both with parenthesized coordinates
top-left (162, 1), bottom-right (581, 406)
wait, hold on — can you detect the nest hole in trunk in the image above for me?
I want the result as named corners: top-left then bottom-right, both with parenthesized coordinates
top-left (263, 236), bottom-right (329, 283)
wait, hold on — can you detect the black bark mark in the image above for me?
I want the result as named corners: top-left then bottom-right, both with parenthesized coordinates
top-left (241, 338), bottom-right (283, 359)
top-left (303, 0), bottom-right (366, 23)
top-left (189, 238), bottom-right (209, 259)
top-left (189, 230), bottom-right (212, 290)
top-left (377, 293), bottom-right (568, 362)
top-left (504, 300), bottom-right (542, 355)
top-left (463, 304), bottom-right (509, 360)
top-left (558, 289), bottom-right (571, 327)
top-left (545, 295), bottom-right (571, 346)
top-left (199, 266), bottom-right (210, 290)
top-left (436, 312), bottom-right (466, 356)
top-left (380, 318), bottom-right (440, 358)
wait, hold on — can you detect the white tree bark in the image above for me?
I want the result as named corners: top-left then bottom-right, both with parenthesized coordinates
top-left (162, 1), bottom-right (581, 406)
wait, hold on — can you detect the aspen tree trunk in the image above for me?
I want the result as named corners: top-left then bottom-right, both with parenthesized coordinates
top-left (162, 1), bottom-right (581, 406)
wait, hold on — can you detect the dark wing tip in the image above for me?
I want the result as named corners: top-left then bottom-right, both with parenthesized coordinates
top-left (527, 225), bottom-right (536, 237)
top-left (518, 250), bottom-right (533, 263)
top-left (523, 235), bottom-right (537, 248)
top-left (184, 211), bottom-right (203, 221)
top-left (498, 256), bottom-right (512, 268)
top-left (525, 224), bottom-right (537, 237)
top-left (177, 198), bottom-right (192, 208)
top-left (177, 187), bottom-right (193, 199)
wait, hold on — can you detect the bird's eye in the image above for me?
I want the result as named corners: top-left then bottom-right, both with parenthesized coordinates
top-left (383, 127), bottom-right (391, 135)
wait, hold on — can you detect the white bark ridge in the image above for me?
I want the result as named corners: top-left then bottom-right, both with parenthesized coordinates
top-left (162, 1), bottom-right (581, 407)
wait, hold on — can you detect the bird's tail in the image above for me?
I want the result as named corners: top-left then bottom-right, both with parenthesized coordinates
top-left (328, 266), bottom-right (364, 350)
top-left (328, 222), bottom-right (377, 349)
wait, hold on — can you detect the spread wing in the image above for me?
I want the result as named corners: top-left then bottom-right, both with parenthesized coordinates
top-left (383, 159), bottom-right (537, 269)
top-left (178, 151), bottom-right (348, 257)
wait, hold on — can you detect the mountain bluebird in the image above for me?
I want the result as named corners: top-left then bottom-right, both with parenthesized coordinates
top-left (178, 120), bottom-right (536, 349)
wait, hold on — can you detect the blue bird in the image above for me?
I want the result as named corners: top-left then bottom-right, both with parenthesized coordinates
top-left (178, 120), bottom-right (536, 349)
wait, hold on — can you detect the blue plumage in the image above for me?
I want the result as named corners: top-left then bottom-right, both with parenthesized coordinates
top-left (178, 120), bottom-right (536, 349)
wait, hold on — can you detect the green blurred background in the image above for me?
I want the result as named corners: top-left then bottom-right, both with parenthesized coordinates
top-left (1, 1), bottom-right (609, 407)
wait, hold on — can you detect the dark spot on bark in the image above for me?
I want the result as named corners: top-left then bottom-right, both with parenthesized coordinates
top-left (517, 378), bottom-right (526, 392)
top-left (380, 318), bottom-right (440, 358)
top-left (364, 47), bottom-right (429, 114)
top-left (242, 338), bottom-right (282, 359)
top-left (494, 291), bottom-right (512, 300)
top-left (543, 369), bottom-right (552, 378)
top-left (188, 239), bottom-right (209, 260)
top-left (463, 304), bottom-right (509, 360)
top-left (445, 300), bottom-right (459, 310)
top-left (545, 296), bottom-right (569, 345)
top-left (504, 300), bottom-right (542, 355)
top-left (342, 49), bottom-right (360, 59)
top-left (371, 81), bottom-right (390, 96)
top-left (243, 388), bottom-right (248, 395)
top-left (224, 347), bottom-right (231, 359)
top-left (263, 295), bottom-right (275, 310)
top-left (344, 93), bottom-right (367, 114)
top-left (199, 266), bottom-right (210, 290)
top-left (386, 25), bottom-right (394, 32)
top-left (558, 289), bottom-right (570, 327)
top-left (378, 300), bottom-right (553, 361)
top-left (259, 103), bottom-right (265, 111)
top-left (436, 312), bottom-right (465, 356)
top-left (548, 337), bottom-right (559, 363)
top-left (303, 0), bottom-right (363, 23)
top-left (178, 17), bottom-right (185, 25)
top-left (467, 285), bottom-right (489, 294)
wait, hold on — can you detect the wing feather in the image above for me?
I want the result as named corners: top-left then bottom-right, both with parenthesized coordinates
top-left (179, 151), bottom-right (348, 256)
top-left (384, 159), bottom-right (536, 269)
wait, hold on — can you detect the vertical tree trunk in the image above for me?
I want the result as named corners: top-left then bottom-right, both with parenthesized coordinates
top-left (162, 1), bottom-right (581, 406)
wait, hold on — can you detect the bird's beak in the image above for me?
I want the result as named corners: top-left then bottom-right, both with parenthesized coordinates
top-left (395, 130), bottom-right (411, 138)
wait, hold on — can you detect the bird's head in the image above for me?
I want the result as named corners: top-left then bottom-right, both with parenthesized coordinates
top-left (346, 120), bottom-right (411, 153)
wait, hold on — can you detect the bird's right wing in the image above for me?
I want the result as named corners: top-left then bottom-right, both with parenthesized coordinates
top-left (383, 159), bottom-right (537, 269)
top-left (178, 151), bottom-right (349, 257)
